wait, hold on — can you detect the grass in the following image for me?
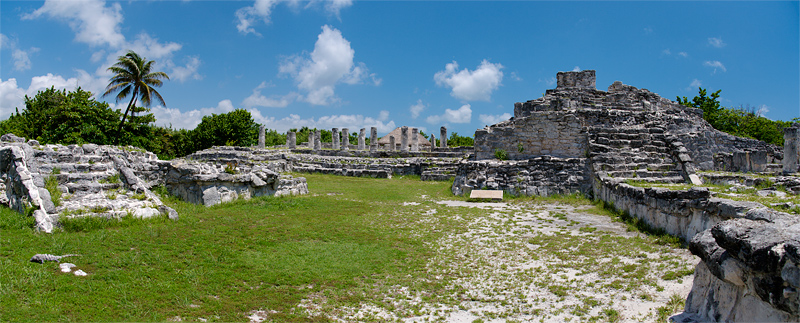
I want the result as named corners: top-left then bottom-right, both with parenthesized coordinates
top-left (44, 175), bottom-right (61, 207)
top-left (0, 173), bottom-right (454, 322)
top-left (1, 174), bottom-right (693, 322)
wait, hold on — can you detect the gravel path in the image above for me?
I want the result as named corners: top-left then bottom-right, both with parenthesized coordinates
top-left (254, 199), bottom-right (698, 323)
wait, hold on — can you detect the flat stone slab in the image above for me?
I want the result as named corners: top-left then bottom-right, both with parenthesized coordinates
top-left (469, 190), bottom-right (503, 200)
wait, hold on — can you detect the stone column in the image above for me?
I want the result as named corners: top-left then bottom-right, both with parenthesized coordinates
top-left (258, 125), bottom-right (265, 149)
top-left (430, 133), bottom-right (436, 151)
top-left (400, 126), bottom-right (409, 152)
top-left (358, 128), bottom-right (366, 150)
top-left (314, 130), bottom-right (321, 151)
top-left (440, 126), bottom-right (447, 148)
top-left (341, 128), bottom-right (349, 150)
top-left (307, 131), bottom-right (315, 149)
top-left (784, 126), bottom-right (799, 174)
top-left (389, 136), bottom-right (396, 151)
top-left (411, 128), bottom-right (419, 152)
top-left (332, 128), bottom-right (339, 150)
top-left (287, 131), bottom-right (296, 149)
top-left (370, 127), bottom-right (378, 152)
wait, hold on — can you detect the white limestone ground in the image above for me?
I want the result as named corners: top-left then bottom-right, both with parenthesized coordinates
top-left (250, 199), bottom-right (697, 322)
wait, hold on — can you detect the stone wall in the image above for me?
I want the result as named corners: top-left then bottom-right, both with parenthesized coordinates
top-left (451, 156), bottom-right (590, 196)
top-left (474, 112), bottom-right (587, 160)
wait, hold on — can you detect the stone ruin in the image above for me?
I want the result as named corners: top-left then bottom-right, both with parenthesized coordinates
top-left (0, 133), bottom-right (308, 233)
top-left (453, 70), bottom-right (799, 322)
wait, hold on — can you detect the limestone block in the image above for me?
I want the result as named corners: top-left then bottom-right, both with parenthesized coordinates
top-left (202, 186), bottom-right (221, 206)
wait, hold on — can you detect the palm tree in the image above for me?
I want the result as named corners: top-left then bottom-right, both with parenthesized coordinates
top-left (102, 50), bottom-right (169, 134)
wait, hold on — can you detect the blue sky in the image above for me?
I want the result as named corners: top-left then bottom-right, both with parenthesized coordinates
top-left (1, 1), bottom-right (798, 137)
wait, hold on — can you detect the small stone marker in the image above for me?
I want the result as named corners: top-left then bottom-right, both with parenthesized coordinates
top-left (688, 174), bottom-right (703, 186)
top-left (389, 136), bottom-right (396, 151)
top-left (440, 126), bottom-right (447, 148)
top-left (470, 190), bottom-right (503, 200)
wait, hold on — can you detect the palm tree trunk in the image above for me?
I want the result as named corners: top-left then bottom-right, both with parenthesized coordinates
top-left (118, 88), bottom-right (138, 135)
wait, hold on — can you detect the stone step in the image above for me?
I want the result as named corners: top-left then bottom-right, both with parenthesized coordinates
top-left (593, 162), bottom-right (678, 172)
top-left (604, 170), bottom-right (684, 179)
top-left (39, 162), bottom-right (113, 175)
top-left (64, 182), bottom-right (123, 194)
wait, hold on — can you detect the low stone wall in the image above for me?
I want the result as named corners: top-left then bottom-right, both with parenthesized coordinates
top-left (591, 176), bottom-right (799, 321)
top-left (166, 161), bottom-right (307, 206)
top-left (451, 156), bottom-right (590, 196)
top-left (592, 177), bottom-right (769, 241)
top-left (0, 145), bottom-right (53, 232)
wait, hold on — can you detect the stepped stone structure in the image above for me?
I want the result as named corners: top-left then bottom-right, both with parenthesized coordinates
top-left (0, 136), bottom-right (308, 233)
top-left (453, 70), bottom-right (797, 322)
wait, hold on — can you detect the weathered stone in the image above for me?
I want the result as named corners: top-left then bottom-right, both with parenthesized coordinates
top-left (400, 126), bottom-right (409, 152)
top-left (785, 126), bottom-right (799, 174)
top-left (332, 128), bottom-right (339, 150)
top-left (307, 131), bottom-right (315, 149)
top-left (258, 125), bottom-right (265, 149)
top-left (341, 128), bottom-right (349, 150)
top-left (411, 128), bottom-right (419, 152)
top-left (1, 133), bottom-right (25, 143)
top-left (314, 130), bottom-right (321, 151)
top-left (440, 126), bottom-right (447, 148)
top-left (370, 127), bottom-right (378, 152)
top-left (358, 128), bottom-right (366, 150)
top-left (287, 131), bottom-right (296, 149)
top-left (389, 136), bottom-right (396, 151)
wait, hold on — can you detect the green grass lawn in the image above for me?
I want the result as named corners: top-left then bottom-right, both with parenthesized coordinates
top-left (1, 174), bottom-right (694, 322)
top-left (0, 174), bottom-right (455, 322)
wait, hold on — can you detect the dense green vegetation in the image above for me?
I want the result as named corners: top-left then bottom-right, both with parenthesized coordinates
top-left (677, 87), bottom-right (794, 146)
top-left (0, 87), bottom-right (259, 159)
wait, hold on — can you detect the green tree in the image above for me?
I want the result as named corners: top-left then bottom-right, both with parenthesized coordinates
top-left (103, 50), bottom-right (169, 135)
top-left (3, 87), bottom-right (120, 145)
top-left (677, 87), bottom-right (722, 125)
top-left (678, 88), bottom-right (790, 146)
top-left (190, 109), bottom-right (258, 151)
top-left (447, 132), bottom-right (474, 147)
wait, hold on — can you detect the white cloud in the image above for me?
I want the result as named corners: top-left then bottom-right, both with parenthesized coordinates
top-left (170, 56), bottom-right (203, 82)
top-left (236, 0), bottom-right (353, 35)
top-left (690, 79), bottom-right (702, 88)
top-left (678, 52), bottom-right (689, 58)
top-left (279, 25), bottom-right (375, 106)
top-left (434, 60), bottom-right (503, 102)
top-left (510, 72), bottom-right (522, 81)
top-left (540, 77), bottom-right (556, 87)
top-left (24, 0), bottom-right (125, 48)
top-left (2, 34), bottom-right (40, 72)
top-left (242, 81), bottom-right (299, 108)
top-left (662, 49), bottom-right (671, 55)
top-left (151, 100), bottom-right (236, 130)
top-left (426, 104), bottom-right (472, 124)
top-left (0, 79), bottom-right (28, 118)
top-left (0, 70), bottom-right (110, 119)
top-left (378, 110), bottom-right (389, 122)
top-left (410, 99), bottom-right (426, 119)
top-left (572, 66), bottom-right (581, 72)
top-left (478, 113), bottom-right (512, 126)
top-left (250, 112), bottom-right (396, 134)
top-left (703, 60), bottom-right (727, 73)
top-left (708, 37), bottom-right (726, 48)
top-left (235, 0), bottom-right (278, 35)
top-left (756, 105), bottom-right (769, 117)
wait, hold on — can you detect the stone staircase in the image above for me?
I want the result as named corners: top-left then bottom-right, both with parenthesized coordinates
top-left (588, 125), bottom-right (686, 183)
top-left (420, 164), bottom-right (458, 181)
top-left (31, 144), bottom-right (173, 220)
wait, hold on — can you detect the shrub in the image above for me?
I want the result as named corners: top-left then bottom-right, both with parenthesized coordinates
top-left (494, 149), bottom-right (508, 160)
